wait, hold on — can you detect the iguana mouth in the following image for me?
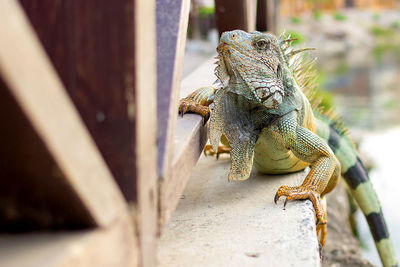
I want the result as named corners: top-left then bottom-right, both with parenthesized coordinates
top-left (215, 43), bottom-right (231, 86)
top-left (253, 84), bottom-right (284, 108)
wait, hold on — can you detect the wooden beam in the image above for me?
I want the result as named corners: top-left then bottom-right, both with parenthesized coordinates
top-left (0, 213), bottom-right (138, 267)
top-left (246, 0), bottom-right (258, 32)
top-left (2, 0), bottom-right (158, 265)
top-left (267, 0), bottom-right (276, 33)
top-left (19, 0), bottom-right (138, 202)
top-left (256, 0), bottom-right (268, 32)
top-left (134, 0), bottom-right (158, 266)
top-left (156, 0), bottom-right (190, 181)
top-left (0, 77), bottom-right (95, 231)
top-left (159, 57), bottom-right (215, 228)
top-left (215, 0), bottom-right (256, 36)
top-left (256, 0), bottom-right (277, 33)
top-left (0, 0), bottom-right (127, 228)
top-left (18, 0), bottom-right (158, 264)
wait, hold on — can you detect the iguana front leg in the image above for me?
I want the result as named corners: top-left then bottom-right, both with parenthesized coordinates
top-left (179, 86), bottom-right (216, 124)
top-left (179, 86), bottom-right (232, 157)
top-left (273, 113), bottom-right (340, 245)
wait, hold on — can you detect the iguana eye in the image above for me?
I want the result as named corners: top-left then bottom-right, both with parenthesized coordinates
top-left (256, 39), bottom-right (268, 49)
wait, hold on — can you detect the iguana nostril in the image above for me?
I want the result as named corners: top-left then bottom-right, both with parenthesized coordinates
top-left (232, 33), bottom-right (237, 39)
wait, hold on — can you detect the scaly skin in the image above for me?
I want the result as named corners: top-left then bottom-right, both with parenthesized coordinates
top-left (179, 30), bottom-right (397, 267)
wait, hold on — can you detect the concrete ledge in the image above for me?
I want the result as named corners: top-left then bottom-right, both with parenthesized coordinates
top-left (158, 155), bottom-right (321, 266)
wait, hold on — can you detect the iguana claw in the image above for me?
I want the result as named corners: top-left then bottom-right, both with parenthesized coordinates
top-left (274, 185), bottom-right (326, 224)
top-left (203, 144), bottom-right (230, 158)
top-left (274, 193), bottom-right (279, 204)
top-left (178, 98), bottom-right (210, 123)
top-left (203, 112), bottom-right (210, 125)
top-left (274, 185), bottom-right (328, 246)
top-left (283, 198), bottom-right (289, 210)
top-left (273, 194), bottom-right (290, 210)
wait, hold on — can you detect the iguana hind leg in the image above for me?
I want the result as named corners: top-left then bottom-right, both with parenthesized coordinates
top-left (179, 86), bottom-right (216, 124)
top-left (274, 156), bottom-right (339, 246)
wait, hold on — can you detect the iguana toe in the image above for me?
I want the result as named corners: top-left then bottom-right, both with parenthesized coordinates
top-left (178, 98), bottom-right (210, 123)
top-left (316, 221), bottom-right (327, 247)
top-left (203, 144), bottom-right (231, 159)
top-left (274, 185), bottom-right (326, 225)
top-left (275, 185), bottom-right (328, 246)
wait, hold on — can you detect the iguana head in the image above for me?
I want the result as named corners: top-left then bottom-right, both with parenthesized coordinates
top-left (216, 30), bottom-right (285, 109)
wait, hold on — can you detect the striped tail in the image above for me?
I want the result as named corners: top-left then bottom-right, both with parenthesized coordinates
top-left (316, 117), bottom-right (398, 267)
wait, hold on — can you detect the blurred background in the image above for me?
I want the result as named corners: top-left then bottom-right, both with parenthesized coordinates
top-left (184, 0), bottom-right (400, 265)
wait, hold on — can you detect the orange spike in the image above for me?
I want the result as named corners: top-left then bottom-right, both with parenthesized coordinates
top-left (282, 38), bottom-right (298, 44)
top-left (286, 48), bottom-right (316, 58)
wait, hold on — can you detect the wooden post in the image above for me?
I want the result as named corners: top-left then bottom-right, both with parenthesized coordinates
top-left (0, 0), bottom-right (139, 265)
top-left (0, 0), bottom-right (128, 231)
top-left (156, 0), bottom-right (191, 231)
top-left (267, 0), bottom-right (276, 33)
top-left (256, 0), bottom-right (268, 31)
top-left (158, 58), bottom-right (214, 228)
top-left (135, 0), bottom-right (158, 266)
top-left (18, 0), bottom-right (139, 202)
top-left (257, 0), bottom-right (277, 33)
top-left (215, 0), bottom-right (249, 36)
top-left (156, 0), bottom-right (190, 185)
top-left (6, 0), bottom-right (158, 265)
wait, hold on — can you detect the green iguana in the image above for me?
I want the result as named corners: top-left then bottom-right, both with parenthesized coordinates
top-left (179, 30), bottom-right (398, 267)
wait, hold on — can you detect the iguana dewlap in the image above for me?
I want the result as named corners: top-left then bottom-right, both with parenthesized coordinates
top-left (179, 30), bottom-right (398, 267)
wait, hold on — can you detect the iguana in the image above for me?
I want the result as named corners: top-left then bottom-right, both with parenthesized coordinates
top-left (179, 30), bottom-right (398, 267)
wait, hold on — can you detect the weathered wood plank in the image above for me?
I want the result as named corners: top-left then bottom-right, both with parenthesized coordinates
top-left (156, 0), bottom-right (190, 182)
top-left (2, 0), bottom-right (157, 265)
top-left (0, 213), bottom-right (138, 267)
top-left (19, 0), bottom-right (138, 202)
top-left (267, 0), bottom-right (277, 33)
top-left (159, 57), bottom-right (215, 228)
top-left (246, 0), bottom-right (257, 32)
top-left (215, 0), bottom-right (256, 36)
top-left (256, 0), bottom-right (268, 31)
top-left (256, 0), bottom-right (277, 33)
top-left (0, 0), bottom-right (127, 228)
top-left (134, 0), bottom-right (158, 266)
top-left (0, 77), bottom-right (95, 231)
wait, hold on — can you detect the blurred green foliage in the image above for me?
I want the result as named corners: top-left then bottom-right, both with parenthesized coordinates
top-left (199, 6), bottom-right (215, 18)
top-left (373, 43), bottom-right (398, 63)
top-left (290, 16), bottom-right (302, 24)
top-left (391, 20), bottom-right (399, 29)
top-left (370, 25), bottom-right (400, 62)
top-left (333, 12), bottom-right (347, 21)
top-left (372, 13), bottom-right (381, 22)
top-left (335, 61), bottom-right (350, 75)
top-left (384, 99), bottom-right (398, 110)
top-left (370, 25), bottom-right (394, 37)
top-left (313, 10), bottom-right (322, 21)
top-left (313, 69), bottom-right (335, 112)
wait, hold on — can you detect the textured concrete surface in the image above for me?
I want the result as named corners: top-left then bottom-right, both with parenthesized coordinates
top-left (158, 155), bottom-right (321, 267)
